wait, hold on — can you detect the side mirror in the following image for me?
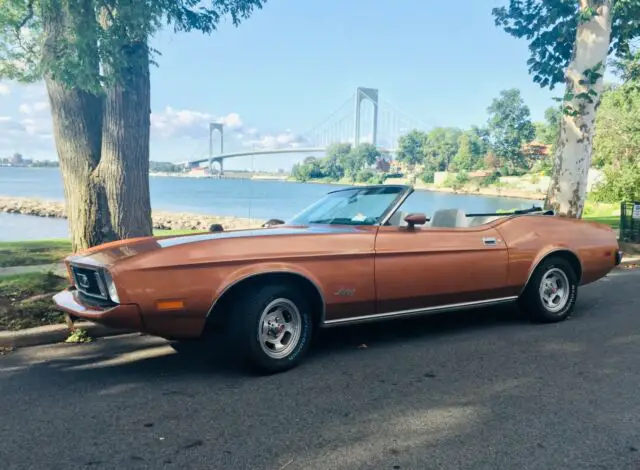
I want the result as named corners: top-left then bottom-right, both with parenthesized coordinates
top-left (404, 213), bottom-right (427, 228)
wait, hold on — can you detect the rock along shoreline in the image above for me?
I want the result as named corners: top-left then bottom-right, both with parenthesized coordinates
top-left (0, 196), bottom-right (263, 232)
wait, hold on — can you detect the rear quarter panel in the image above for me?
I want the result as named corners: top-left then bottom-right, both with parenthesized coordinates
top-left (110, 228), bottom-right (377, 337)
top-left (495, 215), bottom-right (618, 291)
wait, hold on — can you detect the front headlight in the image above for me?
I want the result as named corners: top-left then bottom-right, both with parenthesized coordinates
top-left (102, 270), bottom-right (120, 304)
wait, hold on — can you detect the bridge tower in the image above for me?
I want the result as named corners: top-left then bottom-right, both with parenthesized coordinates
top-left (354, 87), bottom-right (378, 147)
top-left (209, 123), bottom-right (224, 175)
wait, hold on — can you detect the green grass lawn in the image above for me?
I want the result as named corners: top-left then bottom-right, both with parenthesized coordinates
top-left (0, 229), bottom-right (200, 268)
top-left (0, 272), bottom-right (69, 331)
top-left (0, 239), bottom-right (72, 268)
top-left (581, 202), bottom-right (620, 229)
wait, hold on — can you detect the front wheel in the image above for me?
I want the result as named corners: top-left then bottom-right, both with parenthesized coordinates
top-left (519, 256), bottom-right (578, 323)
top-left (228, 284), bottom-right (313, 374)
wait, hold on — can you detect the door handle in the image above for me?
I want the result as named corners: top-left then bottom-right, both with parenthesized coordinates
top-left (482, 237), bottom-right (497, 246)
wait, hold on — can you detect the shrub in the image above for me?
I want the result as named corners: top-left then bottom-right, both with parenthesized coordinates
top-left (420, 169), bottom-right (435, 184)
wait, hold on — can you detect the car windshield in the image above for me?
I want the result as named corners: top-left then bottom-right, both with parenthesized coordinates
top-left (288, 186), bottom-right (409, 226)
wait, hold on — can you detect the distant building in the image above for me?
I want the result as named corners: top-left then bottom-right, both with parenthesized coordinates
top-left (188, 167), bottom-right (211, 177)
top-left (523, 141), bottom-right (551, 160)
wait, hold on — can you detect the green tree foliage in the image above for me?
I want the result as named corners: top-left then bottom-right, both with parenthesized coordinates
top-left (590, 67), bottom-right (640, 203)
top-left (492, 1), bottom-right (640, 91)
top-left (486, 88), bottom-right (535, 174)
top-left (291, 143), bottom-right (383, 184)
top-left (451, 133), bottom-right (474, 171)
top-left (396, 130), bottom-right (427, 167)
top-left (535, 106), bottom-right (562, 147)
top-left (0, 0), bottom-right (265, 251)
top-left (423, 127), bottom-right (462, 171)
top-left (492, 0), bottom-right (640, 216)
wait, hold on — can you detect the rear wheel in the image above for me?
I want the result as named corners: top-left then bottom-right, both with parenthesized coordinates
top-left (519, 256), bottom-right (578, 323)
top-left (228, 283), bottom-right (313, 374)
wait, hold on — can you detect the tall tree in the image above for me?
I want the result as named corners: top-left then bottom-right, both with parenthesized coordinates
top-left (589, 61), bottom-right (640, 203)
top-left (535, 106), bottom-right (562, 148)
top-left (493, 0), bottom-right (640, 217)
top-left (486, 88), bottom-right (535, 174)
top-left (396, 130), bottom-right (427, 168)
top-left (423, 127), bottom-right (462, 171)
top-left (0, 0), bottom-right (265, 250)
top-left (451, 132), bottom-right (484, 171)
top-left (351, 143), bottom-right (381, 167)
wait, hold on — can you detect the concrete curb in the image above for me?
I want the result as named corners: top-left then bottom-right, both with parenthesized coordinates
top-left (0, 322), bottom-right (135, 349)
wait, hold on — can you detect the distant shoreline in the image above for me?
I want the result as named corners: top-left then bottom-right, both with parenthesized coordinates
top-left (0, 196), bottom-right (263, 232)
top-left (284, 177), bottom-right (545, 201)
top-left (3, 166), bottom-right (544, 205)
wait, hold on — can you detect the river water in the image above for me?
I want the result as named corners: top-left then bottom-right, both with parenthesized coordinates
top-left (0, 167), bottom-right (538, 241)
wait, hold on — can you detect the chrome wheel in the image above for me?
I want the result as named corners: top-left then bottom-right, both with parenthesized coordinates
top-left (257, 298), bottom-right (302, 359)
top-left (539, 268), bottom-right (570, 313)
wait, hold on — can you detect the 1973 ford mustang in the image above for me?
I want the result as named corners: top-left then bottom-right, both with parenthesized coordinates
top-left (53, 185), bottom-right (622, 373)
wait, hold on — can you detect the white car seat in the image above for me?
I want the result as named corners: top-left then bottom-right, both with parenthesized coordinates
top-left (429, 209), bottom-right (467, 228)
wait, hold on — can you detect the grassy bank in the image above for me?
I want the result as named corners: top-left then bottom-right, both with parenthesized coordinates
top-left (0, 272), bottom-right (68, 331)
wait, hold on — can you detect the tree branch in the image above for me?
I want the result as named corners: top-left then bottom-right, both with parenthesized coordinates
top-left (17, 0), bottom-right (35, 30)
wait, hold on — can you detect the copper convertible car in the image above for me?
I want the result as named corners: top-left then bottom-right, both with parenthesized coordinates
top-left (53, 185), bottom-right (622, 373)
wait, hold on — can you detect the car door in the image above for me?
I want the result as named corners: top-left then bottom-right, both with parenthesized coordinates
top-left (373, 223), bottom-right (512, 314)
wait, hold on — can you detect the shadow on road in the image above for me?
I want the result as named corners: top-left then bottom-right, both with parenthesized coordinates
top-left (2, 302), bottom-right (527, 381)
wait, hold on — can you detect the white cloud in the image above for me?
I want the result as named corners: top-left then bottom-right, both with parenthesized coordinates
top-left (241, 130), bottom-right (308, 150)
top-left (150, 106), bottom-right (310, 151)
top-left (19, 101), bottom-right (49, 115)
top-left (0, 83), bottom-right (10, 95)
top-left (151, 107), bottom-right (244, 139)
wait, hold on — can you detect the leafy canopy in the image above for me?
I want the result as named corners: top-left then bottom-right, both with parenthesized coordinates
top-left (492, 0), bottom-right (640, 90)
top-left (0, 0), bottom-right (266, 90)
top-left (590, 54), bottom-right (640, 202)
top-left (487, 88), bottom-right (535, 170)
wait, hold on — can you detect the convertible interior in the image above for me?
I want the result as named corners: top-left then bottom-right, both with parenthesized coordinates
top-left (386, 208), bottom-right (505, 228)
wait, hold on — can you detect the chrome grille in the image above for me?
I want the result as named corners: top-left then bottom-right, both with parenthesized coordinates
top-left (70, 265), bottom-right (108, 300)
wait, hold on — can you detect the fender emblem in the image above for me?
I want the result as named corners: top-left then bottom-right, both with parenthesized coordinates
top-left (334, 288), bottom-right (355, 297)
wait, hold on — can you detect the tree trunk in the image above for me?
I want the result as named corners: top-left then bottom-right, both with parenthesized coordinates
top-left (42, 0), bottom-right (117, 252)
top-left (545, 0), bottom-right (613, 218)
top-left (100, 41), bottom-right (153, 239)
top-left (45, 78), bottom-right (118, 251)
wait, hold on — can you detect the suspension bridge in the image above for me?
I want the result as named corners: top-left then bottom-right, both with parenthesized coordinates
top-left (179, 87), bottom-right (430, 174)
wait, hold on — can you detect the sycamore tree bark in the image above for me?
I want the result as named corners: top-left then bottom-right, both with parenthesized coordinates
top-left (545, 0), bottom-right (613, 218)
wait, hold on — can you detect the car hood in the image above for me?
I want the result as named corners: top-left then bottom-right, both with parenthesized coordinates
top-left (67, 225), bottom-right (362, 268)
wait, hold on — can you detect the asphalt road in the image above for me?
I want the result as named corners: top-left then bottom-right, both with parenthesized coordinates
top-left (2, 269), bottom-right (640, 470)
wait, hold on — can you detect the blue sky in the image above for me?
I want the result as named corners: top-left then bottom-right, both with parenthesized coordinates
top-left (0, 0), bottom-right (572, 171)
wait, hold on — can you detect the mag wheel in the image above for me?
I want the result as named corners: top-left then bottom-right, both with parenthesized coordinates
top-left (229, 284), bottom-right (313, 374)
top-left (519, 256), bottom-right (578, 323)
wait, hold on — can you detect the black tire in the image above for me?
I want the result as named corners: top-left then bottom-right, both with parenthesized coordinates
top-left (228, 283), bottom-right (314, 374)
top-left (519, 256), bottom-right (578, 323)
